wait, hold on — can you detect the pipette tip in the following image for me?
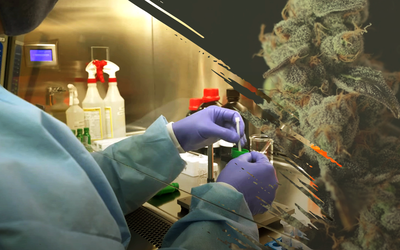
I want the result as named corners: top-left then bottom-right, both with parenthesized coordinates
top-left (235, 117), bottom-right (241, 151)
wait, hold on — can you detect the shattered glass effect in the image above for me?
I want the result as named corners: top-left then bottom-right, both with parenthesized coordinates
top-left (246, 0), bottom-right (400, 249)
top-left (210, 1), bottom-right (400, 248)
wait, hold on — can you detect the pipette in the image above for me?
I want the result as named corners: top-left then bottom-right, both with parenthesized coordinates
top-left (235, 117), bottom-right (241, 151)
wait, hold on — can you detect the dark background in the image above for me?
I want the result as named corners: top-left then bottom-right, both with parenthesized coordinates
top-left (129, 0), bottom-right (400, 90)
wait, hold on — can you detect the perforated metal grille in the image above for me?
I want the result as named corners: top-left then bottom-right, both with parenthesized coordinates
top-left (125, 206), bottom-right (172, 249)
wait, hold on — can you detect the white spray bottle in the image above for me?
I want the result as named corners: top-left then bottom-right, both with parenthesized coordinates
top-left (66, 84), bottom-right (85, 130)
top-left (82, 60), bottom-right (106, 141)
top-left (103, 60), bottom-right (126, 138)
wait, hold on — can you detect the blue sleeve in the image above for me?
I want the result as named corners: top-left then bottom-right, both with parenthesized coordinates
top-left (91, 115), bottom-right (187, 215)
top-left (160, 183), bottom-right (261, 250)
top-left (0, 86), bottom-right (129, 249)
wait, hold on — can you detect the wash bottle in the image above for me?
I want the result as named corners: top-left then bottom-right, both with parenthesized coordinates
top-left (103, 60), bottom-right (126, 138)
top-left (82, 60), bottom-right (106, 141)
top-left (66, 84), bottom-right (85, 131)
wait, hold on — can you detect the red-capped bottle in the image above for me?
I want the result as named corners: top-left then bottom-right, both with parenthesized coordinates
top-left (198, 88), bottom-right (222, 110)
top-left (186, 98), bottom-right (203, 117)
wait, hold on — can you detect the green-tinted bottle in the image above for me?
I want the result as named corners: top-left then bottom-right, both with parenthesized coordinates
top-left (82, 127), bottom-right (94, 152)
top-left (72, 129), bottom-right (76, 136)
top-left (154, 183), bottom-right (179, 196)
top-left (83, 127), bottom-right (91, 145)
top-left (76, 128), bottom-right (83, 142)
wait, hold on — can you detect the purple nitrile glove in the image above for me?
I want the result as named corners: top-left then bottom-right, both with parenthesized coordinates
top-left (172, 106), bottom-right (246, 152)
top-left (217, 151), bottom-right (278, 216)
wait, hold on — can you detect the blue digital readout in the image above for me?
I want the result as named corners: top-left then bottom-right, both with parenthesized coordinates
top-left (30, 49), bottom-right (53, 62)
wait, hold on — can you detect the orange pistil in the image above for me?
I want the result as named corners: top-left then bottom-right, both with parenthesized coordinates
top-left (310, 144), bottom-right (342, 167)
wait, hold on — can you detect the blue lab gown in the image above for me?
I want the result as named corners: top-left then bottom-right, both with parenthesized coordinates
top-left (0, 86), bottom-right (259, 249)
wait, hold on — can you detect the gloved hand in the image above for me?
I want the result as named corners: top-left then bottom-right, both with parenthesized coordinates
top-left (217, 151), bottom-right (278, 216)
top-left (172, 106), bottom-right (246, 152)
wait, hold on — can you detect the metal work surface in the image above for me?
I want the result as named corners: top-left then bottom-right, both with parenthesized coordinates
top-left (147, 179), bottom-right (192, 219)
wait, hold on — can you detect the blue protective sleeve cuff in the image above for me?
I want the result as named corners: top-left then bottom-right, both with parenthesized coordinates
top-left (216, 182), bottom-right (237, 191)
top-left (166, 122), bottom-right (185, 153)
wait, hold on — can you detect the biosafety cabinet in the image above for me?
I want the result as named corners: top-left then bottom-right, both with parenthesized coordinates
top-left (1, 0), bottom-right (264, 131)
top-left (0, 0), bottom-right (318, 249)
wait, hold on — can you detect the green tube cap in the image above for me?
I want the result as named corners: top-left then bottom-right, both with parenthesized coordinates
top-left (231, 148), bottom-right (249, 158)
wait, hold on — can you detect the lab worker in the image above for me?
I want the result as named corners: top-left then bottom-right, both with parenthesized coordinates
top-left (0, 2), bottom-right (279, 250)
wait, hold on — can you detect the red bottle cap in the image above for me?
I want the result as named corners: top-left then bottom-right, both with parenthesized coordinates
top-left (93, 60), bottom-right (107, 83)
top-left (202, 88), bottom-right (220, 102)
top-left (189, 98), bottom-right (203, 111)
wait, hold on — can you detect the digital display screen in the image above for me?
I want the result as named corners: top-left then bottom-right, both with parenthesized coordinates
top-left (30, 49), bottom-right (53, 62)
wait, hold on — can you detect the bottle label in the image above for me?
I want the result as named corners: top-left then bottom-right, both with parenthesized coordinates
top-left (83, 135), bottom-right (89, 145)
top-left (74, 120), bottom-right (85, 129)
top-left (83, 108), bottom-right (103, 140)
top-left (105, 107), bottom-right (113, 138)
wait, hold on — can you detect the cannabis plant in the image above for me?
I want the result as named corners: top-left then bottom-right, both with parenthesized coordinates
top-left (253, 0), bottom-right (400, 249)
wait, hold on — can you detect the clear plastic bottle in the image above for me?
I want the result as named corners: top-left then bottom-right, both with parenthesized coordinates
top-left (82, 61), bottom-right (106, 141)
top-left (82, 83), bottom-right (106, 141)
top-left (103, 81), bottom-right (125, 138)
top-left (103, 61), bottom-right (126, 139)
top-left (66, 84), bottom-right (85, 131)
